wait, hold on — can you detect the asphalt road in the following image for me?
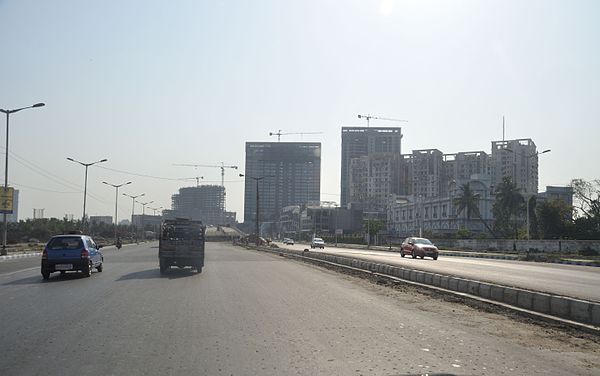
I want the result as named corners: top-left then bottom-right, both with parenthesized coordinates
top-left (0, 242), bottom-right (598, 375)
top-left (283, 243), bottom-right (600, 302)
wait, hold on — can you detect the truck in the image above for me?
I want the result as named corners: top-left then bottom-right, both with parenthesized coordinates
top-left (158, 218), bottom-right (206, 275)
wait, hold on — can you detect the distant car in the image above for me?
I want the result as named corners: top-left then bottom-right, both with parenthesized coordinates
top-left (41, 234), bottom-right (104, 279)
top-left (283, 238), bottom-right (294, 245)
top-left (311, 237), bottom-right (325, 249)
top-left (400, 237), bottom-right (439, 260)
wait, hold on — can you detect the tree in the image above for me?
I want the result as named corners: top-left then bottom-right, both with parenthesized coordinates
top-left (492, 177), bottom-right (524, 238)
top-left (364, 219), bottom-right (384, 245)
top-left (570, 179), bottom-right (600, 239)
top-left (536, 199), bottom-right (573, 239)
top-left (527, 195), bottom-right (539, 239)
top-left (453, 183), bottom-right (495, 237)
top-left (570, 179), bottom-right (600, 219)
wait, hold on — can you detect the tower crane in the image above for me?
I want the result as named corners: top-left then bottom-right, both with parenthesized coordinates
top-left (173, 162), bottom-right (238, 187)
top-left (179, 176), bottom-right (204, 187)
top-left (268, 130), bottom-right (323, 142)
top-left (357, 114), bottom-right (408, 127)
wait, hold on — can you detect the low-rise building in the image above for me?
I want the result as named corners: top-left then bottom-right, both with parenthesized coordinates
top-left (388, 175), bottom-right (494, 237)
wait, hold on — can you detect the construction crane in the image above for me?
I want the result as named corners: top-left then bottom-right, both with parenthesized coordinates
top-left (179, 176), bottom-right (204, 187)
top-left (357, 114), bottom-right (408, 127)
top-left (268, 130), bottom-right (323, 142)
top-left (173, 162), bottom-right (238, 187)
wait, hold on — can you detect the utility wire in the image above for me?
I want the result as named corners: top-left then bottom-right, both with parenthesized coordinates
top-left (95, 165), bottom-right (243, 183)
top-left (9, 181), bottom-right (80, 194)
top-left (1, 148), bottom-right (111, 206)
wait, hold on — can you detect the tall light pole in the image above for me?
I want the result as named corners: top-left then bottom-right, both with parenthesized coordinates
top-left (0, 102), bottom-right (45, 255)
top-left (137, 200), bottom-right (153, 240)
top-left (148, 206), bottom-right (163, 235)
top-left (148, 206), bottom-right (163, 216)
top-left (507, 148), bottom-right (551, 240)
top-left (102, 181), bottom-right (132, 243)
top-left (138, 200), bottom-right (153, 240)
top-left (123, 193), bottom-right (144, 240)
top-left (240, 173), bottom-right (269, 245)
top-left (67, 157), bottom-right (108, 230)
top-left (525, 149), bottom-right (551, 240)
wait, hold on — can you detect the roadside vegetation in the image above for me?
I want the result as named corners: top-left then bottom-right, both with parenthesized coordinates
top-left (3, 218), bottom-right (153, 251)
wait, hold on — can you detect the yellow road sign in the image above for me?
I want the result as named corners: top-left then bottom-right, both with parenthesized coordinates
top-left (0, 187), bottom-right (14, 213)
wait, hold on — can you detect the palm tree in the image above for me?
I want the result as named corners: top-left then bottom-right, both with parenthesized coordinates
top-left (453, 183), bottom-right (495, 237)
top-left (493, 177), bottom-right (525, 238)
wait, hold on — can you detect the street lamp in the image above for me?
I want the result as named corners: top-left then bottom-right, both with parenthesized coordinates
top-left (102, 181), bottom-right (132, 243)
top-left (506, 148), bottom-right (551, 240)
top-left (240, 173), bottom-right (270, 245)
top-left (67, 157), bottom-right (108, 229)
top-left (148, 206), bottom-right (163, 216)
top-left (123, 192), bottom-right (144, 240)
top-left (136, 200), bottom-right (153, 240)
top-left (0, 102), bottom-right (45, 255)
top-left (148, 206), bottom-right (163, 236)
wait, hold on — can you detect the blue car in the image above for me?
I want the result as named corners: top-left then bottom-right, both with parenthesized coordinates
top-left (41, 234), bottom-right (104, 280)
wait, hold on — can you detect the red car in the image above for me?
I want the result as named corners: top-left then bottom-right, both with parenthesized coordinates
top-left (400, 237), bottom-right (439, 260)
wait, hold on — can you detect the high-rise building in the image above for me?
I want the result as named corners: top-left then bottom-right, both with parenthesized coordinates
top-left (166, 185), bottom-right (231, 225)
top-left (491, 139), bottom-right (538, 194)
top-left (243, 142), bottom-right (321, 226)
top-left (410, 149), bottom-right (444, 198)
top-left (348, 153), bottom-right (401, 212)
top-left (341, 127), bottom-right (402, 207)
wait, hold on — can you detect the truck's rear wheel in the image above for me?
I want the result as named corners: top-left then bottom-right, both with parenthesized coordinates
top-left (159, 259), bottom-right (168, 275)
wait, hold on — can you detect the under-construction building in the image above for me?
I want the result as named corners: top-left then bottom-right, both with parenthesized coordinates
top-left (243, 142), bottom-right (321, 226)
top-left (491, 138), bottom-right (539, 194)
top-left (341, 126), bottom-right (403, 208)
top-left (165, 185), bottom-right (234, 225)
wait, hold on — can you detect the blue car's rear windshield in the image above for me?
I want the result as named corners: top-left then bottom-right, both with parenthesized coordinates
top-left (47, 237), bottom-right (84, 250)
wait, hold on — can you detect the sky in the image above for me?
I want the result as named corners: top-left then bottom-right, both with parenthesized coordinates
top-left (0, 0), bottom-right (599, 222)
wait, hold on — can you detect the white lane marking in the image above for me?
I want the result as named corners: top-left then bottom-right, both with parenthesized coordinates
top-left (0, 267), bottom-right (39, 278)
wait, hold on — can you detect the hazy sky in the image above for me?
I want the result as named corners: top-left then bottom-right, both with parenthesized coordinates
top-left (1, 0), bottom-right (598, 222)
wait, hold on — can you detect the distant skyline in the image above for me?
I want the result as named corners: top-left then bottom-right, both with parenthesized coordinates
top-left (1, 0), bottom-right (598, 221)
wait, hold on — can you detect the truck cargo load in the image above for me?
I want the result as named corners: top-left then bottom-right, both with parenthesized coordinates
top-left (158, 218), bottom-right (206, 275)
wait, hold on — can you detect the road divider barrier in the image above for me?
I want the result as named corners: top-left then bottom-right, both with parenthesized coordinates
top-left (241, 244), bottom-right (600, 328)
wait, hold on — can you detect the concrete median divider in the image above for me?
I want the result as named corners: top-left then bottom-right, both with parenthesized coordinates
top-left (517, 290), bottom-right (534, 310)
top-left (533, 293), bottom-right (551, 313)
top-left (467, 280), bottom-right (480, 295)
top-left (247, 245), bottom-right (600, 327)
top-left (479, 283), bottom-right (492, 299)
top-left (457, 279), bottom-right (469, 293)
top-left (440, 275), bottom-right (450, 289)
top-left (503, 288), bottom-right (519, 306)
top-left (550, 296), bottom-right (570, 318)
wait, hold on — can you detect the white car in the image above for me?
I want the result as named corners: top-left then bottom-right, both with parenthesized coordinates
top-left (310, 238), bottom-right (325, 249)
top-left (283, 238), bottom-right (294, 245)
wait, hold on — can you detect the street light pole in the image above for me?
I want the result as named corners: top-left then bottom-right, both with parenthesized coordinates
top-left (507, 148), bottom-right (551, 240)
top-left (136, 200), bottom-right (153, 240)
top-left (123, 193), bottom-right (145, 241)
top-left (0, 103), bottom-right (45, 256)
top-left (67, 157), bottom-right (108, 230)
top-left (148, 206), bottom-right (162, 216)
top-left (240, 173), bottom-right (269, 245)
top-left (103, 181), bottom-right (132, 243)
top-left (525, 149), bottom-right (551, 240)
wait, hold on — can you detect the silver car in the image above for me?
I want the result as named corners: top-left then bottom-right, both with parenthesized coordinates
top-left (310, 238), bottom-right (325, 249)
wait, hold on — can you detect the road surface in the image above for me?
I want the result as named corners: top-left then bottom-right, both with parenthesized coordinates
top-left (284, 243), bottom-right (600, 302)
top-left (0, 242), bottom-right (598, 375)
